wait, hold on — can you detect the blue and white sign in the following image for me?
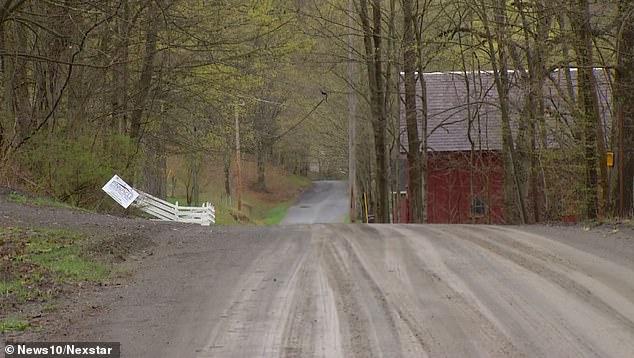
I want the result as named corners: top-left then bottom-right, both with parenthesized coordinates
top-left (102, 175), bottom-right (139, 209)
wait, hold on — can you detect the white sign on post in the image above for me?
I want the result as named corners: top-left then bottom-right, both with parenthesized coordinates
top-left (102, 175), bottom-right (139, 209)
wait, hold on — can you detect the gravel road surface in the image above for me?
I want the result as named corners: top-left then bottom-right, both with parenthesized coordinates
top-left (5, 186), bottom-right (634, 357)
top-left (73, 223), bottom-right (634, 358)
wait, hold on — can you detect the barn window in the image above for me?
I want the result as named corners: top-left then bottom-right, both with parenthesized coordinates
top-left (471, 196), bottom-right (486, 217)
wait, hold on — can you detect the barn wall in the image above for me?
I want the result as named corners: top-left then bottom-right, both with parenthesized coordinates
top-left (426, 151), bottom-right (504, 224)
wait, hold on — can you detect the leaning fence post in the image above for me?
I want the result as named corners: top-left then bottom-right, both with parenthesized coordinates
top-left (201, 202), bottom-right (210, 226)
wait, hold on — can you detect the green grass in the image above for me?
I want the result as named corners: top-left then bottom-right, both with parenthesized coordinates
top-left (22, 229), bottom-right (109, 282)
top-left (1, 227), bottom-right (110, 310)
top-left (214, 204), bottom-right (241, 226)
top-left (0, 281), bottom-right (21, 297)
top-left (284, 174), bottom-right (311, 189)
top-left (260, 201), bottom-right (294, 225)
top-left (42, 304), bottom-right (57, 313)
top-left (166, 195), bottom-right (188, 206)
top-left (8, 192), bottom-right (26, 202)
top-left (1, 273), bottom-right (56, 304)
top-left (166, 188), bottom-right (299, 226)
top-left (0, 317), bottom-right (29, 333)
top-left (0, 279), bottom-right (35, 303)
top-left (30, 249), bottom-right (109, 282)
top-left (0, 280), bottom-right (20, 291)
top-left (164, 160), bottom-right (311, 227)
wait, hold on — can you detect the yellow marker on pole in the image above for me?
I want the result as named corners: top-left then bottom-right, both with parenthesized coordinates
top-left (607, 152), bottom-right (614, 167)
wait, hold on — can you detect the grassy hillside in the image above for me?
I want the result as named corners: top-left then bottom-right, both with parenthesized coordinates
top-left (166, 156), bottom-right (310, 225)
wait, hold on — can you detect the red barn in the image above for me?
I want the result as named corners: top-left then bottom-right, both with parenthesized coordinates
top-left (396, 71), bottom-right (510, 224)
top-left (426, 151), bottom-right (504, 223)
top-left (396, 70), bottom-right (613, 224)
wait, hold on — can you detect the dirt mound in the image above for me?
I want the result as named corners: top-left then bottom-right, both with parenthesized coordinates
top-left (86, 232), bottom-right (155, 263)
top-left (0, 196), bottom-right (181, 340)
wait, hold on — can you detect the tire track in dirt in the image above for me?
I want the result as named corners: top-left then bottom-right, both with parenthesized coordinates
top-left (480, 225), bottom-right (634, 306)
top-left (196, 231), bottom-right (310, 358)
top-left (451, 225), bottom-right (634, 331)
top-left (331, 225), bottom-right (412, 357)
top-left (371, 225), bottom-right (524, 358)
top-left (281, 225), bottom-right (343, 358)
top-left (319, 226), bottom-right (383, 358)
top-left (419, 224), bottom-right (634, 357)
top-left (298, 224), bottom-right (438, 358)
top-left (320, 224), bottom-right (522, 357)
top-left (405, 225), bottom-right (601, 357)
top-left (280, 242), bottom-right (317, 358)
top-left (337, 225), bottom-right (442, 358)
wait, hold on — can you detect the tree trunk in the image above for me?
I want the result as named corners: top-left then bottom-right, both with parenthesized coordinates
top-left (402, 0), bottom-right (424, 223)
top-left (130, 2), bottom-right (159, 142)
top-left (12, 26), bottom-right (31, 142)
top-left (513, 0), bottom-right (551, 223)
top-left (130, 2), bottom-right (161, 192)
top-left (256, 140), bottom-right (267, 192)
top-left (570, 0), bottom-right (600, 219)
top-left (112, 0), bottom-right (130, 135)
top-left (348, 0), bottom-right (358, 222)
top-left (358, 0), bottom-right (389, 223)
top-left (0, 21), bottom-right (7, 159)
top-left (142, 134), bottom-right (167, 198)
top-left (414, 17), bottom-right (428, 223)
top-left (224, 150), bottom-right (232, 196)
top-left (617, 0), bottom-right (634, 216)
top-left (482, 0), bottom-right (528, 224)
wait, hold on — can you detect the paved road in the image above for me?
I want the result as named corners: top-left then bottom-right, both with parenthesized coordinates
top-left (64, 185), bottom-right (634, 357)
top-left (281, 180), bottom-right (348, 224)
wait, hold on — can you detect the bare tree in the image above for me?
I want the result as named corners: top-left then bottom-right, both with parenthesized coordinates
top-left (402, 0), bottom-right (425, 223)
top-left (616, 0), bottom-right (634, 216)
top-left (356, 0), bottom-right (389, 222)
top-left (569, 0), bottom-right (601, 219)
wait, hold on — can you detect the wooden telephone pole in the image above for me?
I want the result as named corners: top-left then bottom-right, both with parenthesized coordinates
top-left (348, 0), bottom-right (357, 222)
top-left (235, 102), bottom-right (243, 212)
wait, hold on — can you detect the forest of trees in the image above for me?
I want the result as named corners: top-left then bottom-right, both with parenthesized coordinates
top-left (314, 0), bottom-right (634, 223)
top-left (0, 0), bottom-right (349, 209)
top-left (0, 0), bottom-right (632, 223)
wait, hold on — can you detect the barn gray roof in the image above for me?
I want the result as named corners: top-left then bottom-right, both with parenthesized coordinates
top-left (399, 69), bottom-right (612, 153)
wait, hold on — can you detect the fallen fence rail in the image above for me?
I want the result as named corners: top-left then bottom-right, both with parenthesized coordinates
top-left (135, 191), bottom-right (215, 226)
top-left (103, 175), bottom-right (215, 226)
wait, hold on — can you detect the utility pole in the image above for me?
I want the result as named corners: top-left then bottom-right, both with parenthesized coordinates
top-left (235, 103), bottom-right (242, 212)
top-left (619, 105), bottom-right (624, 216)
top-left (348, 0), bottom-right (357, 222)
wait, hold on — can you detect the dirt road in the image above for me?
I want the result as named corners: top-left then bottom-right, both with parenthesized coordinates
top-left (74, 226), bottom-right (634, 357)
top-left (4, 186), bottom-right (634, 357)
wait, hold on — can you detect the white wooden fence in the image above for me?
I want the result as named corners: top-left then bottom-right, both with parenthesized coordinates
top-left (134, 191), bottom-right (215, 226)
